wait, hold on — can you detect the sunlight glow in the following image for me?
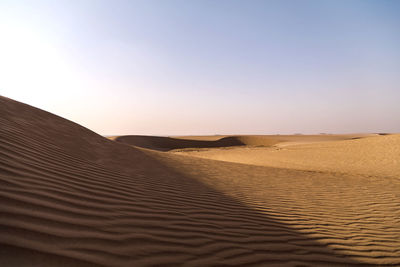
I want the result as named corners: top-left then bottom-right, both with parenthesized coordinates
top-left (0, 21), bottom-right (84, 108)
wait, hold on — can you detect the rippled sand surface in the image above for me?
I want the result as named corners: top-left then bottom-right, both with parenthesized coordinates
top-left (1, 96), bottom-right (399, 266)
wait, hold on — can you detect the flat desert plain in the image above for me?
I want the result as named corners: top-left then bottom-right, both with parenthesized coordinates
top-left (1, 96), bottom-right (400, 266)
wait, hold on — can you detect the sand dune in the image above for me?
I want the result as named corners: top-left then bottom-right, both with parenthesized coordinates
top-left (173, 134), bottom-right (400, 178)
top-left (1, 96), bottom-right (400, 266)
top-left (111, 135), bottom-right (244, 151)
top-left (112, 134), bottom-right (373, 151)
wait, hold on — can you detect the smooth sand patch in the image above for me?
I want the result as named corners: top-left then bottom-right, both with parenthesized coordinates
top-left (173, 135), bottom-right (400, 178)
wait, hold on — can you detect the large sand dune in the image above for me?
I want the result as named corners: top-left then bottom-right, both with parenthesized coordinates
top-left (1, 96), bottom-right (400, 266)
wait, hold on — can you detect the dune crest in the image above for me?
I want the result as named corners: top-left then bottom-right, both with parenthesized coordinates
top-left (1, 96), bottom-right (400, 266)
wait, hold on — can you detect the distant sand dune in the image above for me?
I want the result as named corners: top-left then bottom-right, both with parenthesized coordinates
top-left (112, 134), bottom-right (373, 151)
top-left (173, 134), bottom-right (400, 178)
top-left (1, 96), bottom-right (400, 266)
top-left (111, 135), bottom-right (244, 151)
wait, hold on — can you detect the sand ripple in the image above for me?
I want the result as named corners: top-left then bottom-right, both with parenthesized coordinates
top-left (1, 96), bottom-right (399, 266)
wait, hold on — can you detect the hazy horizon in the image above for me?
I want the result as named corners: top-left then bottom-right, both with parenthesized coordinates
top-left (1, 0), bottom-right (399, 135)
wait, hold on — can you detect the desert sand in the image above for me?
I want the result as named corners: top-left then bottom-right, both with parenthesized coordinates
top-left (1, 96), bottom-right (400, 266)
top-left (172, 134), bottom-right (400, 178)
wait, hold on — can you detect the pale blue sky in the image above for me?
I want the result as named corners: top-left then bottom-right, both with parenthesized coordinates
top-left (1, 0), bottom-right (399, 135)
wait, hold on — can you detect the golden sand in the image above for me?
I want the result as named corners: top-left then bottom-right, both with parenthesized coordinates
top-left (1, 96), bottom-right (399, 266)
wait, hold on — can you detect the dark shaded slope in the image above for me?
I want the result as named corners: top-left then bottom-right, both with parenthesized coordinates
top-left (114, 135), bottom-right (244, 151)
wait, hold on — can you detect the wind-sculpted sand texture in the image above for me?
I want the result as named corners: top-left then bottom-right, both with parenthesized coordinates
top-left (1, 96), bottom-right (400, 266)
top-left (155, 153), bottom-right (400, 265)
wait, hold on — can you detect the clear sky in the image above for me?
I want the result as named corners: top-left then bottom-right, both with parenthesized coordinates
top-left (1, 0), bottom-right (399, 135)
